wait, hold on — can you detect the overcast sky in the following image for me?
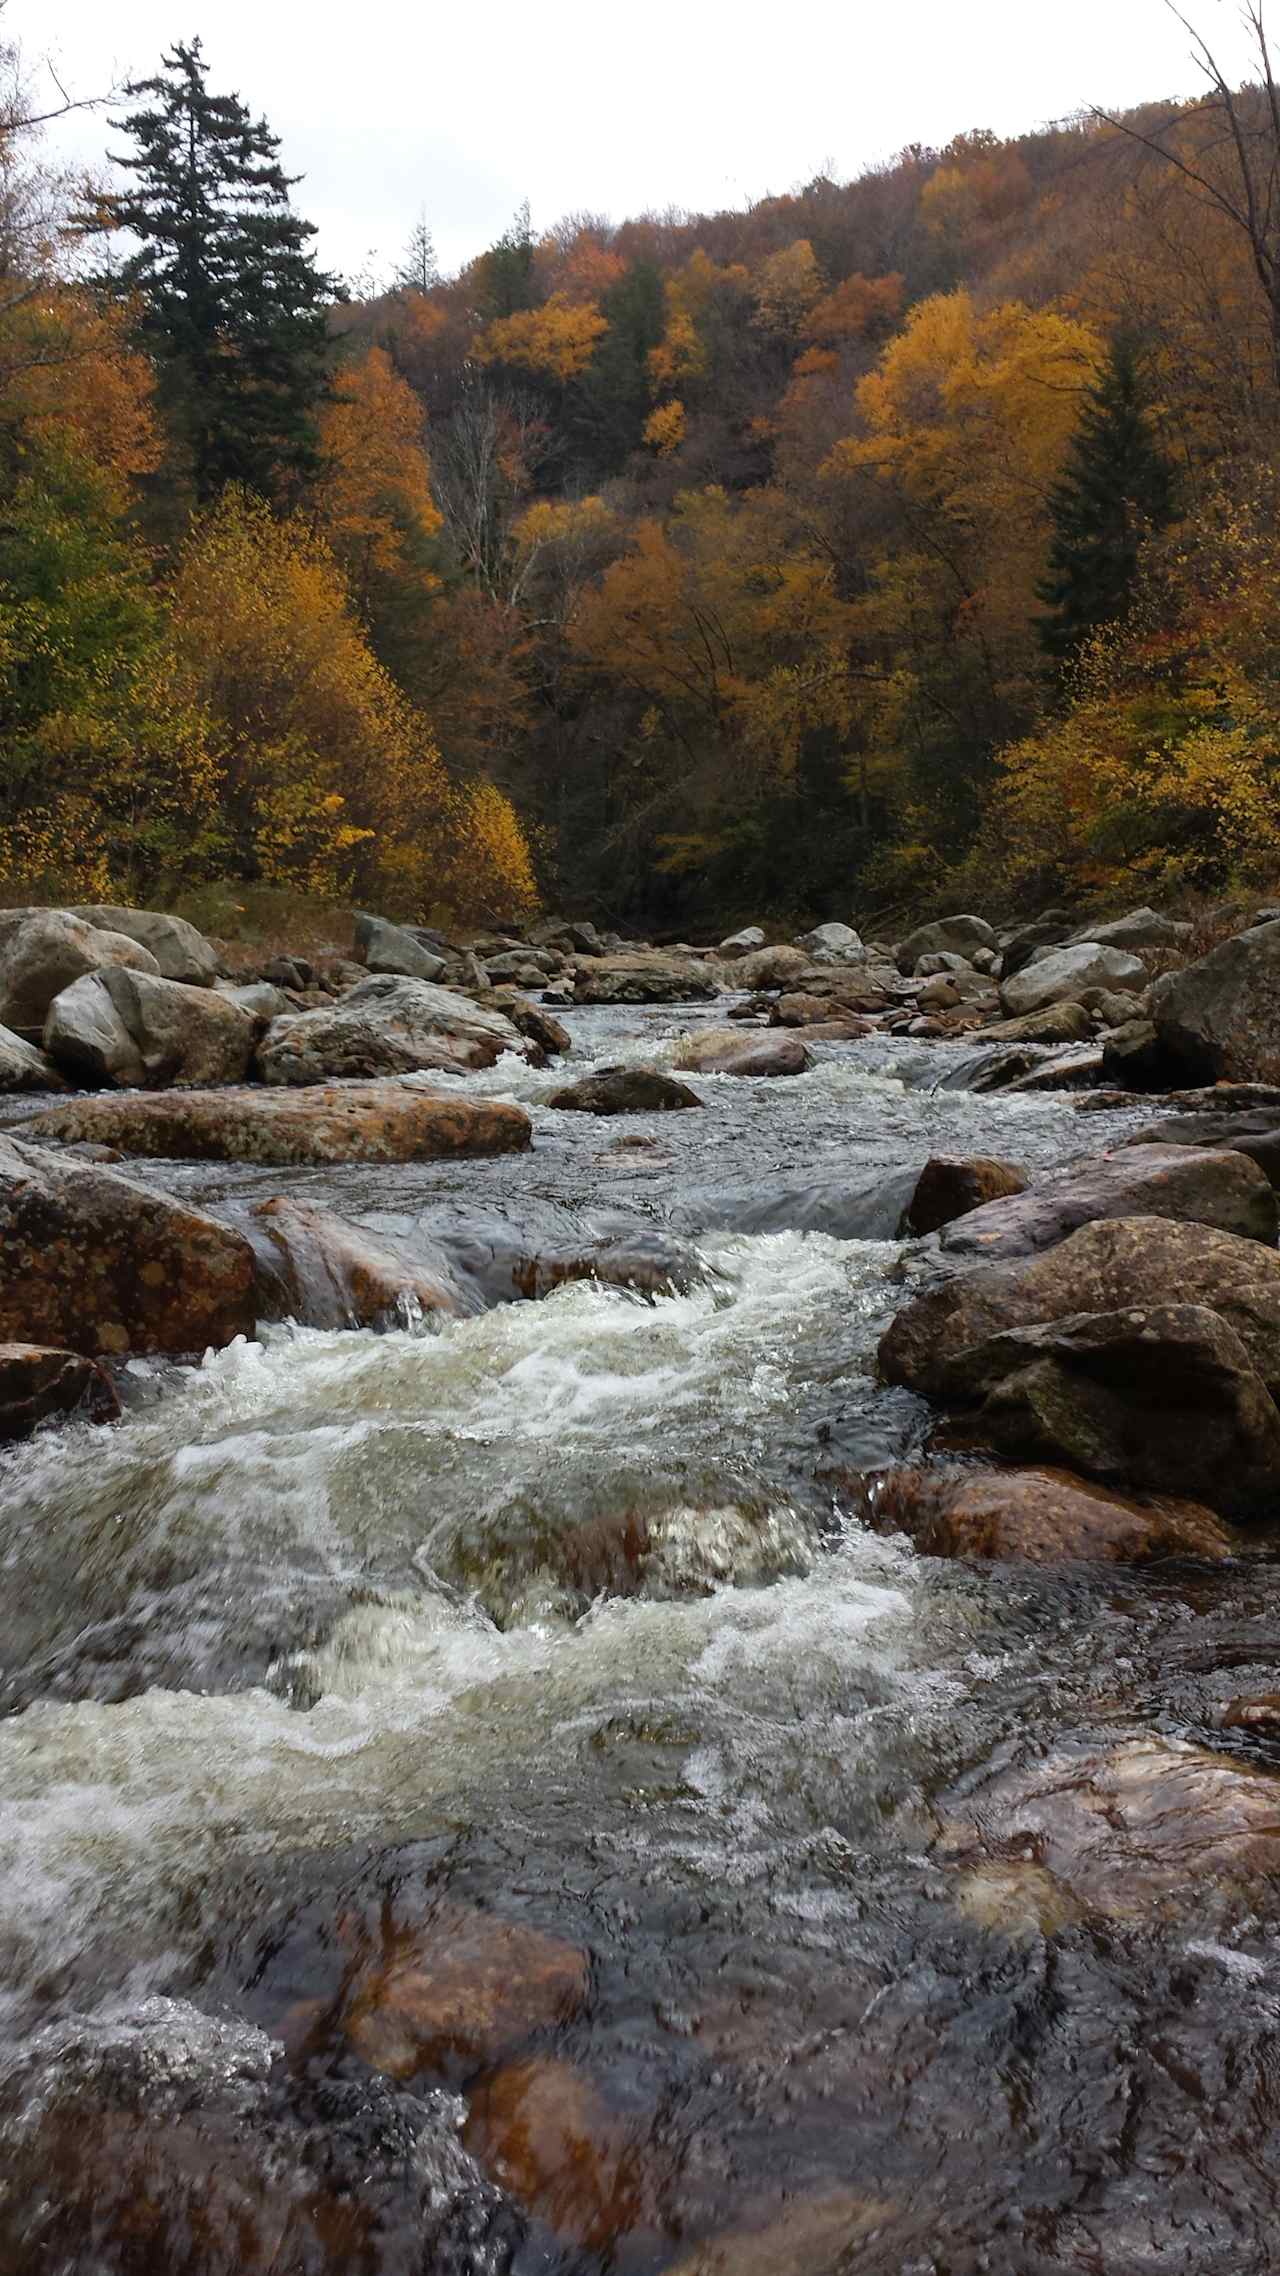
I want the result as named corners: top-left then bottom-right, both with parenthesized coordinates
top-left (19, 0), bottom-right (1260, 286)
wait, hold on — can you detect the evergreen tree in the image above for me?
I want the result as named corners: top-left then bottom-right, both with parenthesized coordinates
top-left (1038, 332), bottom-right (1174, 662)
top-left (395, 211), bottom-right (439, 295)
top-left (100, 38), bottom-right (335, 500)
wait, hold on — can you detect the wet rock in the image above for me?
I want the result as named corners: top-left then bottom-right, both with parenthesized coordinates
top-left (20, 1083), bottom-right (532, 1166)
top-left (1100, 1016), bottom-right (1170, 1088)
top-left (0, 1133), bottom-right (255, 1355)
top-left (896, 913), bottom-right (998, 975)
top-left (733, 943), bottom-right (816, 992)
top-left (0, 909), bottom-right (159, 1038)
top-left (45, 967), bottom-right (256, 1089)
top-left (939, 1736), bottom-right (1280, 1918)
top-left (861, 1462), bottom-right (1234, 1563)
top-left (1122, 1110), bottom-right (1280, 1190)
top-left (936, 1142), bottom-right (1278, 1260)
top-left (257, 976), bottom-right (529, 1085)
top-left (999, 942), bottom-right (1147, 1018)
top-left (666, 2192), bottom-right (900, 2275)
top-left (1152, 918), bottom-right (1280, 1083)
top-left (0, 1341), bottom-right (121, 1440)
top-left (462, 2057), bottom-right (648, 2250)
top-left (413, 1203), bottom-right (703, 1307)
top-left (72, 903), bottom-right (219, 984)
top-left (353, 909), bottom-right (447, 981)
top-left (999, 908), bottom-right (1077, 980)
top-left (671, 1028), bottom-right (811, 1077)
top-left (548, 1066), bottom-right (702, 1113)
top-left (1006, 1047), bottom-right (1106, 1092)
top-left (341, 1908), bottom-right (590, 2080)
top-left (881, 1216), bottom-right (1280, 1404)
top-left (569, 952), bottom-right (720, 1003)
top-left (798, 920), bottom-right (863, 961)
top-left (901, 1155), bottom-right (1028, 1237)
top-left (771, 991), bottom-right (836, 1027)
top-left (245, 1199), bottom-right (466, 1330)
top-left (719, 924), bottom-right (766, 957)
top-left (0, 1022), bottom-right (66, 1092)
top-left (1071, 905), bottom-right (1193, 954)
top-left (478, 987), bottom-right (570, 1058)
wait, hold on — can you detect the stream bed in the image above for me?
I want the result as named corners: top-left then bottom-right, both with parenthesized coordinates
top-left (2, 1004), bottom-right (1279, 2274)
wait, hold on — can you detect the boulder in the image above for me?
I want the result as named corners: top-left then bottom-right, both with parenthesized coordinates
top-left (479, 988), bottom-right (571, 1058)
top-left (901, 1156), bottom-right (1028, 1237)
top-left (733, 943), bottom-right (815, 992)
top-left (671, 1028), bottom-right (811, 1077)
top-left (353, 911), bottom-right (447, 982)
top-left (0, 1342), bottom-right (121, 1441)
top-left (999, 941), bottom-right (1147, 1018)
top-left (999, 909), bottom-right (1077, 980)
top-left (862, 1462), bottom-right (1233, 1564)
top-left (1123, 1110), bottom-right (1280, 1190)
top-left (339, 1907), bottom-right (590, 2081)
top-left (0, 1134), bottom-right (255, 1355)
top-left (1099, 1017), bottom-right (1171, 1090)
top-left (976, 1000), bottom-right (1092, 1047)
top-left (256, 976), bottom-right (528, 1085)
top-left (0, 1024), bottom-right (66, 1093)
top-left (217, 981), bottom-right (294, 1022)
top-left (19, 1084), bottom-right (532, 1167)
top-left (881, 1216), bottom-right (1280, 1404)
top-left (0, 911), bottom-right (158, 1039)
top-left (719, 925), bottom-right (766, 958)
top-left (244, 1199), bottom-right (467, 1330)
top-left (547, 1067), bottom-right (702, 1114)
top-left (1151, 918), bottom-right (1280, 1083)
top-left (568, 952), bottom-right (720, 1003)
top-left (1071, 905), bottom-right (1192, 954)
top-left (44, 968), bottom-right (256, 1089)
top-left (261, 955), bottom-right (311, 990)
top-left (71, 905), bottom-right (218, 985)
top-left (798, 920), bottom-right (863, 961)
top-left (936, 1142), bottom-right (1278, 1260)
top-left (896, 914), bottom-right (998, 975)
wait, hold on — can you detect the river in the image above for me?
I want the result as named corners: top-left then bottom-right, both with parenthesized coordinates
top-left (1, 1003), bottom-right (1278, 2273)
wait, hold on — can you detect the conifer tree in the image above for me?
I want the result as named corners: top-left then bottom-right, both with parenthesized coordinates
top-left (1038, 332), bottom-right (1174, 663)
top-left (99, 38), bottom-right (335, 500)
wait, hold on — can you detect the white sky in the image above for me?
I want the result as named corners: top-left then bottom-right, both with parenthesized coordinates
top-left (18, 0), bottom-right (1261, 286)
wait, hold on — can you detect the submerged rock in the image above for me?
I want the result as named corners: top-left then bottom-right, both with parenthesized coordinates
top-left (936, 1142), bottom-right (1279, 1260)
top-left (462, 2057), bottom-right (646, 2251)
top-left (244, 1199), bottom-right (467, 1330)
top-left (257, 976), bottom-right (529, 1084)
top-left (19, 1083), bottom-right (532, 1166)
top-left (548, 1066), bottom-right (702, 1113)
top-left (0, 1341), bottom-right (121, 1440)
top-left (339, 1906), bottom-right (590, 2082)
top-left (666, 2192), bottom-right (899, 2275)
top-left (861, 1462), bottom-right (1234, 1563)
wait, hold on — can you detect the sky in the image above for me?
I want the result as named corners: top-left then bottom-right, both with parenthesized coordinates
top-left (17, 0), bottom-right (1261, 287)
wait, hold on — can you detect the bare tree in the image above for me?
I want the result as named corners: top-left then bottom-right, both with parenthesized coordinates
top-left (1094, 4), bottom-right (1280, 393)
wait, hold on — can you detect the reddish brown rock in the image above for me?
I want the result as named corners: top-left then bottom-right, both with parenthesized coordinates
top-left (462, 2058), bottom-right (651, 2251)
top-left (342, 1908), bottom-right (590, 2080)
top-left (18, 1083), bottom-right (532, 1166)
top-left (901, 1156), bottom-right (1028, 1237)
top-left (936, 1142), bottom-right (1278, 1260)
top-left (666, 2192), bottom-right (898, 2275)
top-left (860, 1463), bottom-right (1234, 1564)
top-left (1221, 1693), bottom-right (1280, 1736)
top-left (672, 1028), bottom-right (811, 1077)
top-left (0, 1342), bottom-right (120, 1440)
top-left (245, 1199), bottom-right (465, 1330)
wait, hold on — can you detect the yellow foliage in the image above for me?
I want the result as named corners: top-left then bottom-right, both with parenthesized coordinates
top-left (475, 294), bottom-right (607, 381)
top-left (5, 290), bottom-right (159, 488)
top-left (648, 250), bottom-right (752, 394)
top-left (752, 240), bottom-right (824, 336)
top-left (316, 345), bottom-right (442, 600)
top-left (643, 400), bottom-right (686, 454)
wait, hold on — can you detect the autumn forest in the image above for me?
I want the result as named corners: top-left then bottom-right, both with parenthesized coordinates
top-left (8, 6), bottom-right (1280, 932)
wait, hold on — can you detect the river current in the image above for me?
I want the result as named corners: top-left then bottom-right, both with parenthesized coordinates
top-left (2, 1003), bottom-right (1279, 2274)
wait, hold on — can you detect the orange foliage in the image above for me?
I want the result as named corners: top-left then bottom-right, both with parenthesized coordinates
top-left (316, 345), bottom-right (441, 601)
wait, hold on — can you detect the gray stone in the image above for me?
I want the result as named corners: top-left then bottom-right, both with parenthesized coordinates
top-left (896, 914), bottom-right (998, 975)
top-left (798, 921), bottom-right (863, 961)
top-left (1070, 906), bottom-right (1192, 954)
top-left (569, 953), bottom-right (720, 1004)
top-left (999, 910), bottom-right (1077, 981)
top-left (1000, 942), bottom-right (1147, 1018)
top-left (72, 906), bottom-right (218, 985)
top-left (719, 926), bottom-right (766, 958)
top-left (352, 912), bottom-right (447, 983)
top-left (937, 1142), bottom-right (1278, 1260)
top-left (979, 1000), bottom-right (1092, 1047)
top-left (1151, 919), bottom-right (1280, 1084)
top-left (0, 1025), bottom-right (66, 1093)
top-left (45, 969), bottom-right (256, 1089)
top-left (256, 976), bottom-right (528, 1085)
top-left (0, 912), bottom-right (158, 1039)
top-left (547, 1066), bottom-right (703, 1114)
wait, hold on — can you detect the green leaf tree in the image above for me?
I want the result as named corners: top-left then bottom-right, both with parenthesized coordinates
top-left (1038, 332), bottom-right (1174, 663)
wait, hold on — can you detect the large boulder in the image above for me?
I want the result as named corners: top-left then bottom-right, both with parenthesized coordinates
top-left (353, 911), bottom-right (447, 983)
top-left (1100, 1017), bottom-right (1171, 1089)
top-left (0, 1342), bottom-right (121, 1441)
top-left (0, 1024), bottom-right (66, 1093)
top-left (718, 925), bottom-right (766, 958)
top-left (671, 1028), bottom-right (811, 1077)
top-left (256, 976), bottom-right (528, 1085)
top-left (568, 953), bottom-right (720, 1004)
top-left (18, 1084), bottom-right (532, 1166)
top-left (0, 911), bottom-right (158, 1039)
top-left (1071, 906), bottom-right (1192, 954)
top-left (797, 921), bottom-right (863, 961)
top-left (547, 1067), bottom-right (702, 1114)
top-left (1151, 918), bottom-right (1280, 1083)
top-left (0, 1134), bottom-right (255, 1355)
top-left (935, 1142), bottom-right (1279, 1260)
top-left (71, 905), bottom-right (218, 985)
top-left (896, 914), bottom-right (997, 975)
top-left (999, 941), bottom-right (1147, 1018)
top-left (862, 1462), bottom-right (1233, 1564)
top-left (44, 968), bottom-right (256, 1089)
top-left (1123, 1110), bottom-right (1280, 1190)
top-left (999, 909), bottom-right (1077, 980)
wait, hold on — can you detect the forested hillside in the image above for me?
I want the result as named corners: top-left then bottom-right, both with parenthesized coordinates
top-left (8, 7), bottom-right (1280, 930)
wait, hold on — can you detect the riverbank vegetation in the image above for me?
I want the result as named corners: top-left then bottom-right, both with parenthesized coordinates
top-left (6, 6), bottom-right (1280, 928)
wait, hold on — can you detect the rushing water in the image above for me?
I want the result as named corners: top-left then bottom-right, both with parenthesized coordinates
top-left (2, 1005), bottom-right (1280, 2273)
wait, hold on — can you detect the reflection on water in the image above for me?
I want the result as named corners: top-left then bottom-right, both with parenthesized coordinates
top-left (1, 1009), bottom-right (1279, 2271)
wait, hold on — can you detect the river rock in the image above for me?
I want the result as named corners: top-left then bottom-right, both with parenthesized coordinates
top-left (0, 911), bottom-right (159, 1039)
top-left (548, 1066), bottom-right (702, 1113)
top-left (0, 1134), bottom-right (255, 1355)
top-left (0, 1342), bottom-right (121, 1440)
top-left (462, 2058), bottom-right (643, 2250)
top-left (901, 1156), bottom-right (1028, 1237)
top-left (665, 2193), bottom-right (897, 2276)
top-left (1151, 918), bottom-right (1280, 1082)
top-left (999, 909), bottom-right (1077, 980)
top-left (244, 1199), bottom-right (466, 1330)
top-left (882, 1217), bottom-right (1280, 1404)
top-left (0, 1023), bottom-right (66, 1093)
top-left (936, 1142), bottom-right (1278, 1260)
top-left (719, 925), bottom-right (766, 957)
top-left (569, 952), bottom-right (720, 1003)
top-left (671, 1028), bottom-right (811, 1077)
top-left (977, 1000), bottom-right (1093, 1046)
top-left (862, 1462), bottom-right (1233, 1564)
top-left (1099, 1016), bottom-right (1170, 1089)
top-left (999, 942), bottom-right (1147, 1018)
top-left (71, 904), bottom-right (219, 984)
top-left (256, 976), bottom-right (528, 1085)
top-left (896, 914), bottom-right (997, 975)
top-left (479, 987), bottom-right (570, 1057)
top-left (798, 921), bottom-right (863, 961)
top-left (1122, 1110), bottom-right (1280, 1189)
top-left (341, 1907), bottom-right (590, 2080)
top-left (217, 980), bottom-right (294, 1023)
top-left (353, 910), bottom-right (446, 982)
top-left (45, 968), bottom-right (256, 1089)
top-left (19, 1084), bottom-right (532, 1166)
top-left (733, 943), bottom-right (815, 992)
top-left (1071, 905), bottom-right (1192, 954)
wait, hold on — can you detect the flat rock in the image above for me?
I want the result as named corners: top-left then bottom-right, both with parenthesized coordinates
top-left (671, 1028), bottom-right (811, 1077)
top-left (257, 976), bottom-right (528, 1085)
top-left (1000, 941), bottom-right (1147, 1018)
top-left (1123, 1110), bottom-right (1280, 1189)
top-left (902, 1155), bottom-right (1028, 1236)
top-left (45, 968), bottom-right (256, 1089)
top-left (1152, 918), bottom-right (1280, 1083)
top-left (569, 953), bottom-right (720, 1003)
top-left (19, 1084), bottom-right (532, 1167)
top-left (0, 1134), bottom-right (255, 1355)
top-left (0, 1342), bottom-right (121, 1440)
top-left (862, 1462), bottom-right (1234, 1564)
top-left (937, 1142), bottom-right (1279, 1259)
top-left (71, 905), bottom-right (218, 984)
top-left (548, 1067), bottom-right (702, 1114)
top-left (665, 2192), bottom-right (896, 2275)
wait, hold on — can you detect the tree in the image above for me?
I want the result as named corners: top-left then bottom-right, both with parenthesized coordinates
top-left (95, 37), bottom-right (335, 499)
top-left (395, 211), bottom-right (439, 295)
top-left (1038, 332), bottom-right (1174, 660)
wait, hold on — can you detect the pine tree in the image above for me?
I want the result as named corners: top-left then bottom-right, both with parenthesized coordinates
top-left (395, 212), bottom-right (439, 296)
top-left (1038, 333), bottom-right (1174, 663)
top-left (99, 38), bottom-right (335, 500)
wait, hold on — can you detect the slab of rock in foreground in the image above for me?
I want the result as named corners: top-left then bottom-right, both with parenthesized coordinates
top-left (671, 1027), bottom-right (811, 1077)
top-left (937, 1141), bottom-right (1279, 1259)
top-left (0, 1342), bottom-right (121, 1440)
top-left (257, 975), bottom-right (527, 1085)
top-left (862, 1462), bottom-right (1233, 1564)
top-left (548, 1067), bottom-right (702, 1114)
top-left (20, 1083), bottom-right (532, 1166)
top-left (0, 1135), bottom-right (255, 1355)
